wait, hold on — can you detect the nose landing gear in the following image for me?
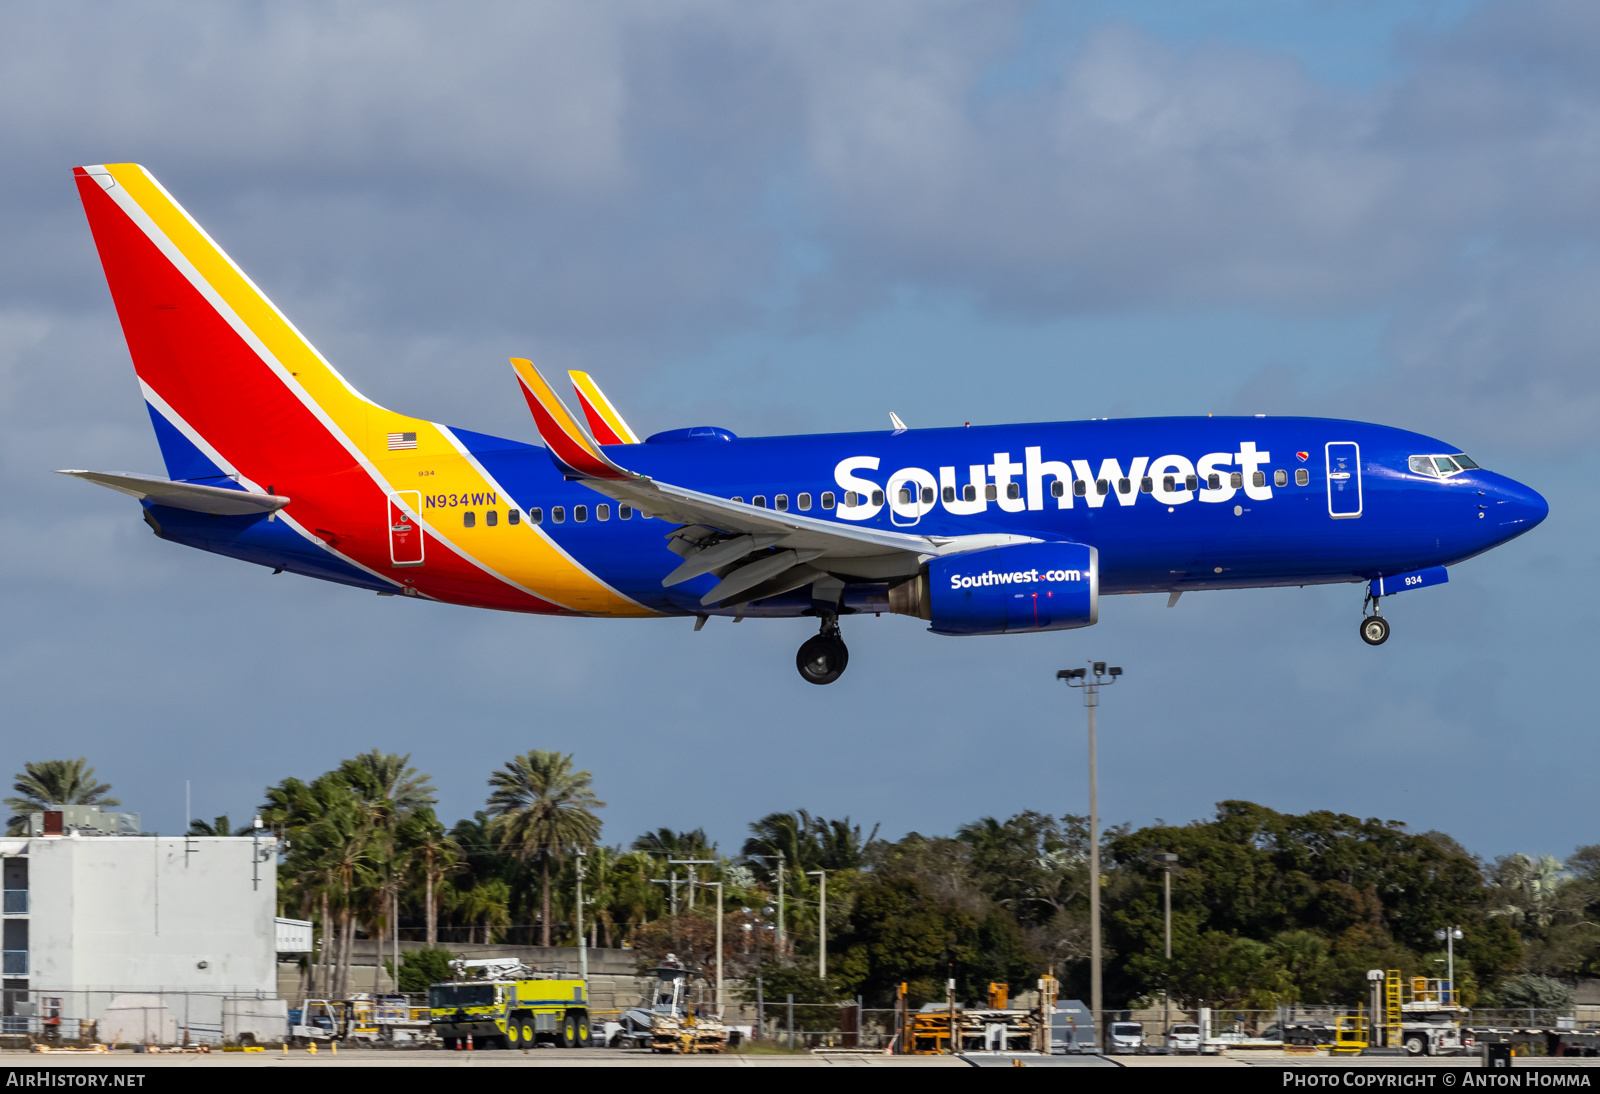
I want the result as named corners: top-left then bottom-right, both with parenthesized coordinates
top-left (1359, 594), bottom-right (1390, 646)
top-left (796, 615), bottom-right (849, 685)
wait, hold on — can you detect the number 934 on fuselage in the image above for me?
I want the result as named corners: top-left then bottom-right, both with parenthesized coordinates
top-left (62, 164), bottom-right (1548, 685)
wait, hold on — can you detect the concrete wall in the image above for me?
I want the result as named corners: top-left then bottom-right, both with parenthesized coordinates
top-left (28, 836), bottom-right (276, 994)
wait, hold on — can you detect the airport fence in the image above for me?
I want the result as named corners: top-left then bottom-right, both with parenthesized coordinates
top-left (1, 987), bottom-right (283, 1046)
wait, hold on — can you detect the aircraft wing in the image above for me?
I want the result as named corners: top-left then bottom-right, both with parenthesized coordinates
top-left (57, 470), bottom-right (290, 516)
top-left (510, 358), bottom-right (1038, 606)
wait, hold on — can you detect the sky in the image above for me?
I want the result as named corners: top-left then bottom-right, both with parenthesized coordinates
top-left (3, 0), bottom-right (1597, 863)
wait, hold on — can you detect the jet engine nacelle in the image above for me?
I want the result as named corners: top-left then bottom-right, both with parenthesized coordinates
top-left (888, 542), bottom-right (1099, 636)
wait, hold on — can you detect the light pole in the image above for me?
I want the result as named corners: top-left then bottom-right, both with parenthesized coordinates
top-left (748, 852), bottom-right (787, 961)
top-left (576, 848), bottom-right (588, 983)
top-left (1435, 927), bottom-right (1463, 1004)
top-left (1058, 660), bottom-right (1122, 1052)
top-left (807, 869), bottom-right (827, 979)
top-left (700, 880), bottom-right (725, 1016)
top-left (1156, 852), bottom-right (1178, 1042)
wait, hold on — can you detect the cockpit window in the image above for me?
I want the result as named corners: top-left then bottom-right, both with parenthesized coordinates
top-left (1410, 454), bottom-right (1480, 478)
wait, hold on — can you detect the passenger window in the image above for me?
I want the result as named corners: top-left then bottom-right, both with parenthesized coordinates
top-left (1117, 478), bottom-right (1130, 494)
top-left (1073, 480), bottom-right (1087, 497)
top-left (1273, 470), bottom-right (1287, 487)
top-left (508, 509), bottom-right (521, 525)
top-left (530, 507), bottom-right (543, 524)
top-left (1140, 477), bottom-right (1153, 493)
top-left (575, 505), bottom-right (588, 522)
top-left (1006, 483), bottom-right (1021, 500)
top-left (921, 487), bottom-right (935, 504)
top-left (797, 493), bottom-right (812, 511)
top-left (1051, 480), bottom-right (1065, 498)
top-left (463, 511), bottom-right (476, 528)
top-left (1185, 474), bottom-right (1198, 491)
top-left (552, 506), bottom-right (565, 523)
top-left (821, 492), bottom-right (835, 509)
top-left (620, 504), bottom-right (632, 520)
top-left (1229, 472), bottom-right (1243, 489)
top-left (1433, 457), bottom-right (1459, 474)
top-left (1163, 475), bottom-right (1175, 493)
top-left (1207, 473), bottom-right (1221, 490)
top-left (964, 485), bottom-right (977, 502)
top-left (1096, 479), bottom-right (1109, 496)
top-left (844, 491), bottom-right (858, 507)
top-left (597, 504), bottom-right (610, 521)
top-left (753, 496), bottom-right (767, 509)
top-left (486, 510), bottom-right (498, 527)
top-left (1295, 469), bottom-right (1309, 487)
top-left (1252, 471), bottom-right (1265, 488)
top-left (985, 484), bottom-right (997, 501)
top-left (898, 488), bottom-right (913, 505)
top-left (870, 490), bottom-right (884, 506)
top-left (732, 496), bottom-right (744, 504)
top-left (775, 495), bottom-right (789, 511)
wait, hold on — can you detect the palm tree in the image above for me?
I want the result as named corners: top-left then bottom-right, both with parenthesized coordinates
top-left (6, 759), bottom-right (119, 834)
top-left (187, 815), bottom-right (243, 836)
top-left (400, 809), bottom-right (461, 946)
top-left (486, 751), bottom-right (604, 947)
top-left (454, 877), bottom-right (512, 944)
top-left (338, 751), bottom-right (436, 814)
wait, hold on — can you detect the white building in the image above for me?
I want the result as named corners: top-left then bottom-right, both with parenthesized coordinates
top-left (2, 808), bottom-right (294, 1042)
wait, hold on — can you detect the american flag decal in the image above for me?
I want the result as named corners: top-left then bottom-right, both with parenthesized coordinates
top-left (387, 432), bottom-right (418, 451)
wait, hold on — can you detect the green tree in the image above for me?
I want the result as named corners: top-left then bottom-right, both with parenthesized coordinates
top-left (6, 759), bottom-right (119, 834)
top-left (394, 946), bottom-right (456, 992)
top-left (486, 751), bottom-right (604, 946)
top-left (187, 815), bottom-right (245, 836)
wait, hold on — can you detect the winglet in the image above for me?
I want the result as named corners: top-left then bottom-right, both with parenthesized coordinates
top-left (569, 371), bottom-right (641, 445)
top-left (510, 358), bottom-right (634, 481)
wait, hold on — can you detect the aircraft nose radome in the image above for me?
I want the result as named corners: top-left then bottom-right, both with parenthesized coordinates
top-left (1496, 478), bottom-right (1549, 531)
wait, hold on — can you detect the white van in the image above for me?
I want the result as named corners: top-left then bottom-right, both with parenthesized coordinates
top-left (1168, 1023), bottom-right (1201, 1054)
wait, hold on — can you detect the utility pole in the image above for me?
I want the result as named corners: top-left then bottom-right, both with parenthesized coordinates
top-left (670, 859), bottom-right (714, 910)
top-left (650, 874), bottom-right (681, 916)
top-left (700, 880), bottom-right (725, 1016)
top-left (747, 852), bottom-right (787, 960)
top-left (576, 848), bottom-right (588, 983)
top-left (807, 870), bottom-right (828, 979)
top-left (1157, 852), bottom-right (1177, 1043)
top-left (1059, 661), bottom-right (1123, 1053)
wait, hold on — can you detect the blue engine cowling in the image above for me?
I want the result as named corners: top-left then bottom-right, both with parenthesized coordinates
top-left (888, 542), bottom-right (1099, 636)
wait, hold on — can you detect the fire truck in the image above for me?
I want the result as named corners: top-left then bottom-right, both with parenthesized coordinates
top-left (427, 959), bottom-right (590, 1049)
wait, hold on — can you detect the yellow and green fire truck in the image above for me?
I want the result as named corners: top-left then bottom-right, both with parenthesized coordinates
top-left (428, 963), bottom-right (590, 1049)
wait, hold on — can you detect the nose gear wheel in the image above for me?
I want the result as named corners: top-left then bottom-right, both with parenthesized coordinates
top-left (1359, 593), bottom-right (1390, 645)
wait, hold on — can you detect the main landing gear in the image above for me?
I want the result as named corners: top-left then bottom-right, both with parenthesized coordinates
top-left (797, 615), bottom-right (849, 685)
top-left (1360, 594), bottom-right (1390, 646)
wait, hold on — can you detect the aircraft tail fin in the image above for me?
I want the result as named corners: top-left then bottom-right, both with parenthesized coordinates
top-left (510, 358), bottom-right (635, 481)
top-left (72, 163), bottom-right (400, 492)
top-left (568, 370), bottom-right (640, 445)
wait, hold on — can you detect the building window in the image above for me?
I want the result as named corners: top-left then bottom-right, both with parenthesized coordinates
top-left (821, 492), bottom-right (835, 509)
top-left (1295, 469), bottom-right (1310, 486)
top-left (530, 507), bottom-right (543, 524)
top-left (508, 509), bottom-right (521, 525)
top-left (775, 494), bottom-right (789, 511)
top-left (797, 493), bottom-right (812, 511)
top-left (463, 511), bottom-right (476, 528)
top-left (552, 506), bottom-right (565, 523)
top-left (485, 510), bottom-right (498, 527)
top-left (597, 504), bottom-right (610, 521)
top-left (620, 504), bottom-right (632, 519)
top-left (575, 505), bottom-right (588, 522)
top-left (1274, 469), bottom-right (1287, 487)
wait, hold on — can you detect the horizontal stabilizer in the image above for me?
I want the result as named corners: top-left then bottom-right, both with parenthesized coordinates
top-left (58, 470), bottom-right (289, 516)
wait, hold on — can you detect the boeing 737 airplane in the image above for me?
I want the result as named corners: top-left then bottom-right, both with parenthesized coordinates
top-left (63, 164), bottom-right (1549, 684)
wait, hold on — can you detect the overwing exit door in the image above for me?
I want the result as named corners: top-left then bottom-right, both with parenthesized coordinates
top-left (1325, 442), bottom-right (1362, 519)
top-left (389, 491), bottom-right (424, 566)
